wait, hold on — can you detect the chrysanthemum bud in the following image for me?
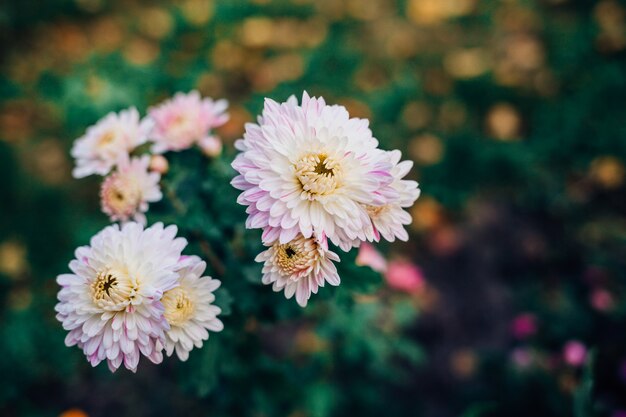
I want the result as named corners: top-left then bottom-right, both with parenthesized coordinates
top-left (149, 154), bottom-right (169, 174)
top-left (198, 135), bottom-right (223, 157)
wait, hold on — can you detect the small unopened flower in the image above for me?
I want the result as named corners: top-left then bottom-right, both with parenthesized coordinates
top-left (198, 135), bottom-right (223, 157)
top-left (384, 259), bottom-right (425, 294)
top-left (563, 340), bottom-right (587, 367)
top-left (163, 256), bottom-right (223, 361)
top-left (366, 150), bottom-right (421, 242)
top-left (148, 91), bottom-right (229, 153)
top-left (255, 234), bottom-right (340, 307)
top-left (149, 155), bottom-right (169, 174)
top-left (100, 155), bottom-right (162, 224)
top-left (71, 107), bottom-right (151, 178)
top-left (55, 222), bottom-right (187, 372)
top-left (355, 242), bottom-right (387, 273)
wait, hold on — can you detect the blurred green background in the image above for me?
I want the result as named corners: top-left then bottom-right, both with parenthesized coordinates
top-left (1, 0), bottom-right (626, 416)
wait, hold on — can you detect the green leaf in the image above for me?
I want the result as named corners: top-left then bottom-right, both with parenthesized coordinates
top-left (185, 336), bottom-right (220, 397)
top-left (214, 287), bottom-right (233, 316)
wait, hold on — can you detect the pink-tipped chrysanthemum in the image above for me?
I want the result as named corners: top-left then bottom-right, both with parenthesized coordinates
top-left (71, 107), bottom-right (151, 178)
top-left (162, 256), bottom-right (223, 361)
top-left (366, 150), bottom-right (420, 242)
top-left (55, 222), bottom-right (187, 372)
top-left (148, 91), bottom-right (229, 153)
top-left (100, 155), bottom-right (162, 224)
top-left (232, 92), bottom-right (397, 251)
top-left (255, 234), bottom-right (340, 307)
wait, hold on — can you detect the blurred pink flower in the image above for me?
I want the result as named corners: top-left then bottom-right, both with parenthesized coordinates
top-left (355, 242), bottom-right (387, 273)
top-left (148, 91), bottom-right (228, 153)
top-left (590, 288), bottom-right (614, 312)
top-left (611, 411), bottom-right (626, 417)
top-left (563, 340), bottom-right (587, 367)
top-left (511, 313), bottom-right (537, 340)
top-left (384, 259), bottom-right (425, 293)
top-left (511, 347), bottom-right (533, 369)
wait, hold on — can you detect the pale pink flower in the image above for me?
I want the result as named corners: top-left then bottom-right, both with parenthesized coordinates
top-left (563, 340), bottom-right (587, 367)
top-left (148, 91), bottom-right (229, 153)
top-left (55, 222), bottom-right (187, 372)
top-left (163, 256), bottom-right (223, 361)
top-left (100, 155), bottom-right (162, 224)
top-left (232, 92), bottom-right (397, 251)
top-left (384, 259), bottom-right (425, 293)
top-left (255, 234), bottom-right (340, 307)
top-left (366, 150), bottom-right (421, 242)
top-left (510, 313), bottom-right (537, 340)
top-left (71, 107), bottom-right (151, 178)
top-left (355, 242), bottom-right (387, 273)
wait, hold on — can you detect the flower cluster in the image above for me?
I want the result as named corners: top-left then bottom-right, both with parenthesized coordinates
top-left (55, 222), bottom-right (223, 372)
top-left (59, 92), bottom-right (229, 372)
top-left (59, 90), bottom-right (419, 372)
top-left (70, 91), bottom-right (229, 224)
top-left (232, 92), bottom-right (420, 306)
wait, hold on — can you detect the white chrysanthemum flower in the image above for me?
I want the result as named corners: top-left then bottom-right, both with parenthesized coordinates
top-left (232, 92), bottom-right (398, 252)
top-left (162, 256), bottom-right (223, 361)
top-left (255, 234), bottom-right (340, 307)
top-left (55, 222), bottom-right (187, 372)
top-left (148, 91), bottom-right (229, 153)
top-left (71, 107), bottom-right (151, 178)
top-left (365, 150), bottom-right (420, 242)
top-left (100, 155), bottom-right (162, 224)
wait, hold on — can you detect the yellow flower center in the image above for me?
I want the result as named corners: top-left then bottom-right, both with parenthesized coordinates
top-left (273, 237), bottom-right (319, 278)
top-left (163, 287), bottom-right (195, 327)
top-left (97, 131), bottom-right (117, 149)
top-left (365, 204), bottom-right (389, 218)
top-left (172, 114), bottom-right (188, 128)
top-left (295, 153), bottom-right (342, 198)
top-left (91, 269), bottom-right (137, 308)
